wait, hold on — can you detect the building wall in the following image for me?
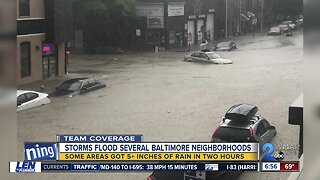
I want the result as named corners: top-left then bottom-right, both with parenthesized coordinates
top-left (57, 43), bottom-right (65, 76)
top-left (16, 33), bottom-right (45, 85)
top-left (17, 0), bottom-right (45, 19)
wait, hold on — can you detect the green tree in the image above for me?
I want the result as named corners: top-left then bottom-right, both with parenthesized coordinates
top-left (73, 0), bottom-right (137, 52)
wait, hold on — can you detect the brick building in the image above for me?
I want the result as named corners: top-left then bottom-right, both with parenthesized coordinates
top-left (16, 0), bottom-right (73, 85)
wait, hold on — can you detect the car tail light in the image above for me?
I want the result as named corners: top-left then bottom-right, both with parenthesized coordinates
top-left (147, 175), bottom-right (153, 180)
top-left (249, 127), bottom-right (253, 141)
top-left (213, 125), bottom-right (220, 133)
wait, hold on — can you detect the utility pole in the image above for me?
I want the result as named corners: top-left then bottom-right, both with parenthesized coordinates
top-left (194, 0), bottom-right (201, 45)
top-left (225, 0), bottom-right (228, 38)
top-left (164, 0), bottom-right (168, 50)
top-left (260, 0), bottom-right (264, 33)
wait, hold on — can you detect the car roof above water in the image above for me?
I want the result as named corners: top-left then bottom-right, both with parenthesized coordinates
top-left (63, 78), bottom-right (89, 83)
top-left (17, 90), bottom-right (40, 96)
top-left (219, 118), bottom-right (259, 130)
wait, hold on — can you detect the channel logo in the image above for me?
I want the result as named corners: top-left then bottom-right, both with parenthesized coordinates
top-left (205, 164), bottom-right (218, 171)
top-left (24, 142), bottom-right (57, 160)
top-left (261, 143), bottom-right (284, 162)
top-left (9, 162), bottom-right (41, 173)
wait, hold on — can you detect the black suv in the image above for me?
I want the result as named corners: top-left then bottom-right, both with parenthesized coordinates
top-left (211, 104), bottom-right (276, 147)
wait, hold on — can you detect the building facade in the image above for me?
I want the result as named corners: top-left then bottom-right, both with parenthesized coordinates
top-left (136, 0), bottom-right (219, 50)
top-left (16, 0), bottom-right (73, 85)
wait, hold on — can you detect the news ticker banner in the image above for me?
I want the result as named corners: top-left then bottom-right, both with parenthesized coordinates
top-left (24, 135), bottom-right (258, 161)
top-left (24, 141), bottom-right (258, 161)
top-left (24, 135), bottom-right (143, 161)
top-left (58, 143), bottom-right (259, 161)
top-left (9, 162), bottom-right (259, 173)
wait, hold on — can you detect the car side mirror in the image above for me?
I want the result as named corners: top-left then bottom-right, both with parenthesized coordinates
top-left (17, 102), bottom-right (22, 106)
top-left (82, 86), bottom-right (88, 91)
top-left (270, 126), bottom-right (275, 130)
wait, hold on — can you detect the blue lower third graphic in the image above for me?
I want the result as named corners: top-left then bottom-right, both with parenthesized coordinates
top-left (10, 162), bottom-right (41, 173)
top-left (24, 142), bottom-right (57, 160)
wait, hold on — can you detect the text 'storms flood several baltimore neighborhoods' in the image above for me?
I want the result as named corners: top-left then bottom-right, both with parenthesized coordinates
top-left (58, 143), bottom-right (258, 161)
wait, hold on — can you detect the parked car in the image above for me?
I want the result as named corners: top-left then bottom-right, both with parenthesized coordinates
top-left (279, 21), bottom-right (295, 32)
top-left (211, 104), bottom-right (276, 150)
top-left (213, 41), bottom-right (237, 51)
top-left (295, 18), bottom-right (303, 28)
top-left (50, 78), bottom-right (106, 97)
top-left (184, 52), bottom-right (233, 64)
top-left (17, 90), bottom-right (50, 112)
top-left (267, 26), bottom-right (283, 35)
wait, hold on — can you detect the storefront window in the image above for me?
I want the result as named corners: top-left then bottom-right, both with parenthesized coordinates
top-left (20, 41), bottom-right (31, 77)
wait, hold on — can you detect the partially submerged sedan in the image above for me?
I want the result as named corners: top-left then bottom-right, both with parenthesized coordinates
top-left (213, 41), bottom-right (237, 51)
top-left (50, 78), bottom-right (106, 97)
top-left (17, 90), bottom-right (50, 112)
top-left (184, 51), bottom-right (233, 64)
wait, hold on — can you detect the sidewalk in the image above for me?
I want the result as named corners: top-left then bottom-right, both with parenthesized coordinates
top-left (171, 32), bottom-right (274, 53)
top-left (17, 75), bottom-right (70, 94)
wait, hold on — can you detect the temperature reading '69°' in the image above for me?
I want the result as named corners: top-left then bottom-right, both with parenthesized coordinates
top-left (285, 163), bottom-right (294, 170)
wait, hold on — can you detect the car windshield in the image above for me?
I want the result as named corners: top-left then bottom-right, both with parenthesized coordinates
top-left (206, 53), bottom-right (221, 59)
top-left (217, 42), bottom-right (230, 48)
top-left (213, 127), bottom-right (250, 142)
top-left (57, 81), bottom-right (82, 91)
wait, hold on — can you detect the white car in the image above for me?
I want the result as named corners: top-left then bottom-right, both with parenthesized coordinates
top-left (279, 21), bottom-right (295, 32)
top-left (17, 90), bottom-right (50, 112)
top-left (184, 51), bottom-right (233, 64)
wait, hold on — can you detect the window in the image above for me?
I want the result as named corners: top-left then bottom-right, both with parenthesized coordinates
top-left (82, 81), bottom-right (89, 89)
top-left (25, 93), bottom-right (39, 101)
top-left (17, 94), bottom-right (27, 105)
top-left (207, 53), bottom-right (221, 59)
top-left (57, 81), bottom-right (81, 91)
top-left (262, 120), bottom-right (271, 130)
top-left (88, 79), bottom-right (97, 86)
top-left (200, 54), bottom-right (208, 59)
top-left (192, 53), bottom-right (200, 58)
top-left (256, 123), bottom-right (267, 137)
top-left (19, 0), bottom-right (30, 17)
top-left (214, 127), bottom-right (250, 142)
top-left (20, 42), bottom-right (31, 77)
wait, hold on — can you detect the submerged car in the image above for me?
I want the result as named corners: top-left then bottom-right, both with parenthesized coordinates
top-left (17, 90), bottom-right (50, 112)
top-left (211, 104), bottom-right (276, 149)
top-left (279, 21), bottom-right (295, 32)
top-left (184, 52), bottom-right (233, 64)
top-left (213, 41), bottom-right (237, 51)
top-left (267, 26), bottom-right (283, 35)
top-left (51, 78), bottom-right (106, 97)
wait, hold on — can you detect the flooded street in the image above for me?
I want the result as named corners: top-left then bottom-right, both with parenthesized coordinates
top-left (18, 32), bottom-right (303, 180)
